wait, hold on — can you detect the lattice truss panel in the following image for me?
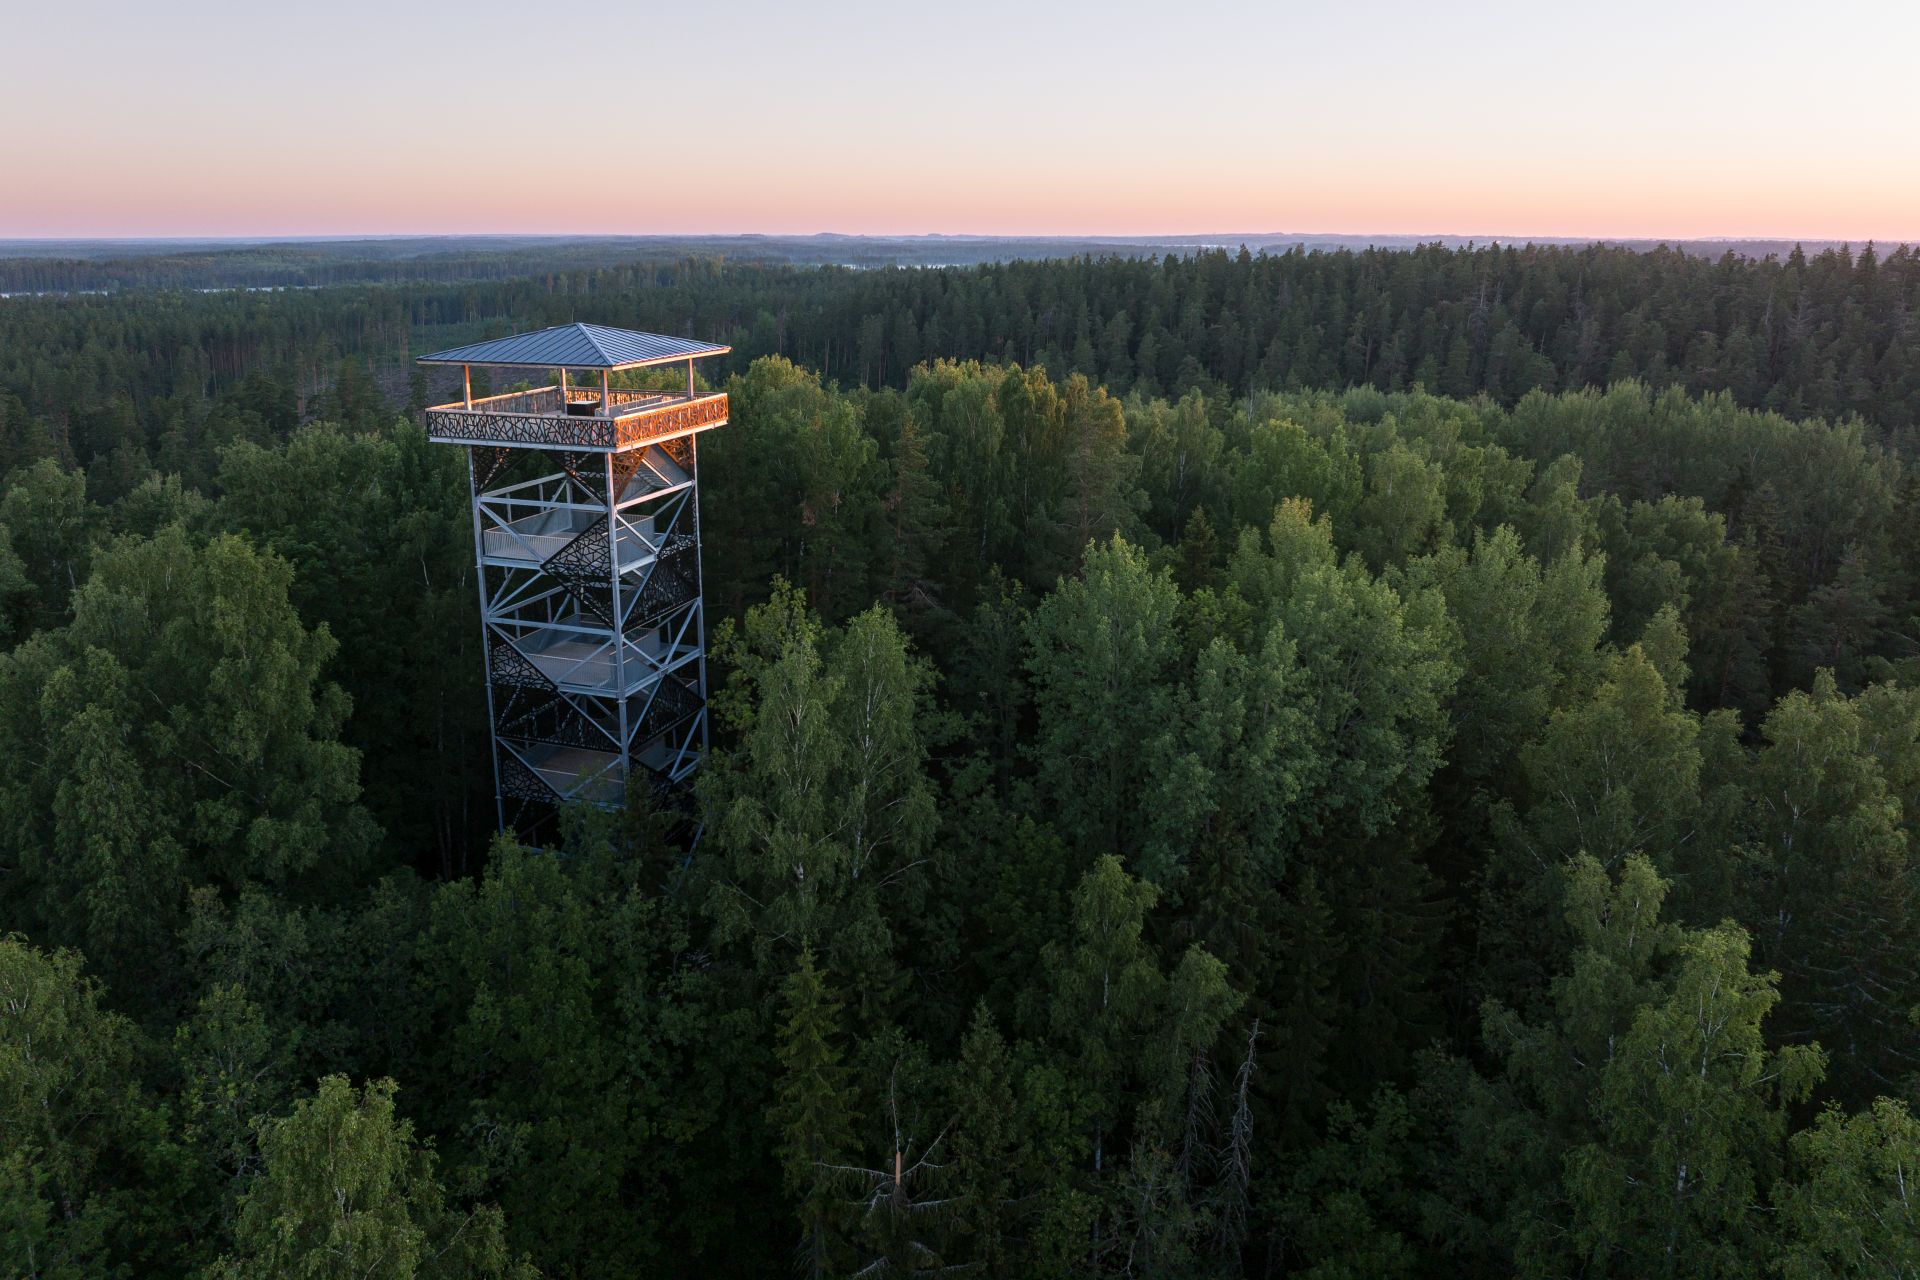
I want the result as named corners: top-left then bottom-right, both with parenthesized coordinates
top-left (471, 439), bottom-right (708, 809)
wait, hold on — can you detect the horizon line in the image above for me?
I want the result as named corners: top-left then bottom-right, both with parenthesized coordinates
top-left (2, 230), bottom-right (1915, 247)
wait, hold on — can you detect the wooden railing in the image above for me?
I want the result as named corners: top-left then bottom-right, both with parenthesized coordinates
top-left (567, 386), bottom-right (686, 415)
top-left (464, 385), bottom-right (565, 415)
top-left (615, 395), bottom-right (728, 447)
top-left (426, 391), bottom-right (729, 450)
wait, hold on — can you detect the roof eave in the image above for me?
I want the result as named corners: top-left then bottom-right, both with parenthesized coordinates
top-left (415, 344), bottom-right (733, 371)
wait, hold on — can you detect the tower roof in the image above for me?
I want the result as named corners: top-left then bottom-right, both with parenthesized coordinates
top-left (417, 323), bottom-right (730, 371)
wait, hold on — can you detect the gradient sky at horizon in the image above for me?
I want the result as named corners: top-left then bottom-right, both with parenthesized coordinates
top-left (5, 0), bottom-right (1917, 240)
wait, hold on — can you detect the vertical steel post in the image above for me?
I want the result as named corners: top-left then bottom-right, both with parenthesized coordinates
top-left (468, 446), bottom-right (505, 831)
top-left (690, 432), bottom-right (710, 767)
top-left (605, 450), bottom-right (629, 806)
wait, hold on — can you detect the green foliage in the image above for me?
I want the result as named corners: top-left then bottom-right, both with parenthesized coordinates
top-left (1041, 855), bottom-right (1170, 1143)
top-left (1461, 855), bottom-right (1825, 1279)
top-left (947, 1004), bottom-right (1024, 1274)
top-left (706, 357), bottom-right (881, 620)
top-left (210, 1075), bottom-right (533, 1280)
top-left (1226, 498), bottom-right (1458, 843)
top-left (771, 946), bottom-right (857, 1279)
top-left (1506, 641), bottom-right (1699, 877)
top-left (0, 936), bottom-right (175, 1279)
top-left (1142, 628), bottom-right (1310, 888)
top-left (1403, 523), bottom-right (1608, 785)
top-left (1777, 1098), bottom-right (1920, 1279)
top-left (0, 458), bottom-right (95, 627)
top-left (700, 587), bottom-right (937, 1013)
top-left (173, 983), bottom-right (290, 1223)
top-left (1729, 673), bottom-right (1920, 1097)
top-left (1481, 642), bottom-right (1702, 1003)
top-left (1034, 856), bottom-right (1243, 1267)
top-left (213, 419), bottom-right (485, 872)
top-left (1026, 534), bottom-right (1182, 865)
top-left (415, 838), bottom-right (687, 1273)
top-left (0, 526), bottom-right (375, 992)
top-left (1272, 1090), bottom-right (1423, 1280)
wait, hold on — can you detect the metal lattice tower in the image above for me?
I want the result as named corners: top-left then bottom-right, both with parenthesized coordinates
top-left (419, 324), bottom-right (730, 830)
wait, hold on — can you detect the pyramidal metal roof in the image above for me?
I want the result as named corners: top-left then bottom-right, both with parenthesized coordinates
top-left (416, 323), bottom-right (730, 371)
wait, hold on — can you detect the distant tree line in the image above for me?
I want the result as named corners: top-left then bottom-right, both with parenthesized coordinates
top-left (0, 235), bottom-right (1293, 293)
top-left (5, 239), bottom-right (1920, 479)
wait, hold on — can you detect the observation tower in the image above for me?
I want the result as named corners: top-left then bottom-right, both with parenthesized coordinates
top-left (418, 323), bottom-right (729, 829)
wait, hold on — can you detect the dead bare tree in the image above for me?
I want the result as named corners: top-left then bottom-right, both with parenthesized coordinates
top-left (1213, 1019), bottom-right (1261, 1262)
top-left (824, 1069), bottom-right (968, 1277)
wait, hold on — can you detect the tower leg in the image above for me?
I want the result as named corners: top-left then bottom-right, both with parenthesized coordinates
top-left (468, 446), bottom-right (506, 832)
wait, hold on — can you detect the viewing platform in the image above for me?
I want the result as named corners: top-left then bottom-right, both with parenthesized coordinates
top-left (419, 321), bottom-right (731, 453)
top-left (425, 385), bottom-right (729, 451)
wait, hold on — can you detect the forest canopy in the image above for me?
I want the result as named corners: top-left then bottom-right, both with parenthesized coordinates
top-left (1, 242), bottom-right (1918, 1278)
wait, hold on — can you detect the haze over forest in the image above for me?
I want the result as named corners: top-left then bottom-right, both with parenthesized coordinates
top-left (0, 231), bottom-right (1904, 290)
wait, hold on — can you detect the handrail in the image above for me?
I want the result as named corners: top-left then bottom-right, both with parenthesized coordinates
top-left (436, 383), bottom-right (694, 420)
top-left (565, 386), bottom-right (695, 418)
top-left (459, 385), bottom-right (564, 414)
top-left (426, 391), bottom-right (729, 450)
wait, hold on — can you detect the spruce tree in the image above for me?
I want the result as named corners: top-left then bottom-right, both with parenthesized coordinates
top-left (771, 946), bottom-right (856, 1280)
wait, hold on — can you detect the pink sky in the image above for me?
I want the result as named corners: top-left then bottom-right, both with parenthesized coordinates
top-left (6, 0), bottom-right (1916, 242)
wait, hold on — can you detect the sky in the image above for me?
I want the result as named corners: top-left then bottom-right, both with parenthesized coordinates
top-left (4, 0), bottom-right (1916, 241)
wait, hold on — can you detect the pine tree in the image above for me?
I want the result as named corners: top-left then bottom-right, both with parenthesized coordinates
top-left (771, 947), bottom-right (857, 1280)
top-left (948, 1005), bottom-right (1023, 1275)
top-left (878, 413), bottom-right (951, 619)
top-left (1174, 505), bottom-right (1218, 595)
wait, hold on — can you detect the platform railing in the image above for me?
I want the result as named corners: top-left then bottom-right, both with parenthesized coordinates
top-left (426, 390), bottom-right (728, 451)
top-left (469, 386), bottom-right (565, 416)
top-left (441, 384), bottom-right (697, 421)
